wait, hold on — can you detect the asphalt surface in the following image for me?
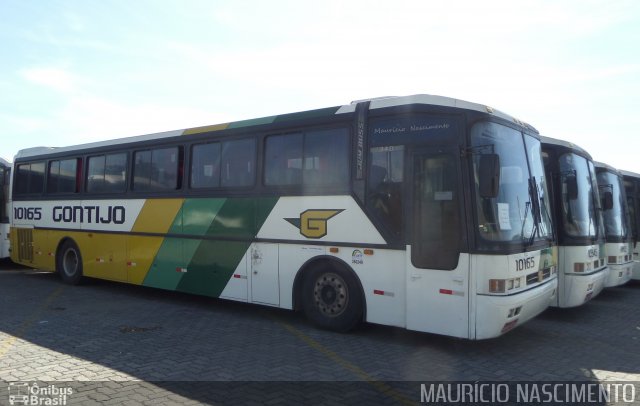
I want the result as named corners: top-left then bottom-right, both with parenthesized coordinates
top-left (0, 259), bottom-right (639, 405)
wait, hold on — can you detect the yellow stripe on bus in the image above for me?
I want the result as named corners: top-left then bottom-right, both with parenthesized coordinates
top-left (132, 199), bottom-right (183, 234)
top-left (127, 199), bottom-right (184, 284)
top-left (127, 235), bottom-right (165, 285)
top-left (182, 123), bottom-right (229, 135)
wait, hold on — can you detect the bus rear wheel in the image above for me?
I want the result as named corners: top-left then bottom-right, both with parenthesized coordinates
top-left (57, 240), bottom-right (83, 285)
top-left (302, 263), bottom-right (363, 332)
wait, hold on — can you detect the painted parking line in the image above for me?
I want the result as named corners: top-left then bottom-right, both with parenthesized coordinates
top-left (273, 318), bottom-right (415, 406)
top-left (0, 285), bottom-right (65, 359)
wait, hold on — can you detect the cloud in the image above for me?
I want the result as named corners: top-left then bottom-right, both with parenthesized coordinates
top-left (55, 95), bottom-right (230, 146)
top-left (63, 11), bottom-right (86, 32)
top-left (0, 114), bottom-right (46, 132)
top-left (20, 67), bottom-right (78, 93)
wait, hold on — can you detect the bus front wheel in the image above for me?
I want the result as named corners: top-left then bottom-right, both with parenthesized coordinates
top-left (302, 263), bottom-right (363, 332)
top-left (57, 240), bottom-right (84, 285)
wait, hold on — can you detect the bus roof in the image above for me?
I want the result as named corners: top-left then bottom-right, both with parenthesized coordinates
top-left (539, 135), bottom-right (593, 160)
top-left (594, 161), bottom-right (621, 174)
top-left (620, 169), bottom-right (640, 179)
top-left (15, 94), bottom-right (536, 160)
top-left (0, 157), bottom-right (9, 167)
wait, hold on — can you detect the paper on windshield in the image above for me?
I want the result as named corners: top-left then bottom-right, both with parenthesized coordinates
top-left (497, 203), bottom-right (512, 230)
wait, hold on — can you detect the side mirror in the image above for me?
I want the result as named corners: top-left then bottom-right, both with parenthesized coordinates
top-left (479, 154), bottom-right (500, 199)
top-left (566, 175), bottom-right (578, 200)
top-left (601, 191), bottom-right (614, 210)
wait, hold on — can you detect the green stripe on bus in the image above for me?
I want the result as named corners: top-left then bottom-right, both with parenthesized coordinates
top-left (182, 198), bottom-right (228, 236)
top-left (272, 106), bottom-right (341, 123)
top-left (142, 198), bottom-right (226, 290)
top-left (176, 197), bottom-right (279, 297)
top-left (226, 116), bottom-right (276, 129)
top-left (175, 240), bottom-right (251, 297)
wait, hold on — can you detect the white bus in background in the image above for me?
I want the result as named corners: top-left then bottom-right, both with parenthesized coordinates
top-left (0, 157), bottom-right (11, 259)
top-left (10, 94), bottom-right (558, 339)
top-left (595, 162), bottom-right (633, 287)
top-left (620, 169), bottom-right (640, 280)
top-left (541, 137), bottom-right (607, 307)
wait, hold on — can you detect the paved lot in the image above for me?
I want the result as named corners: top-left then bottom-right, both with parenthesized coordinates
top-left (0, 258), bottom-right (639, 405)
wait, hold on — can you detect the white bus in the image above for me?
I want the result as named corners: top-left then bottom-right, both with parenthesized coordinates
top-left (10, 94), bottom-right (557, 339)
top-left (595, 162), bottom-right (633, 287)
top-left (620, 169), bottom-right (640, 280)
top-left (0, 157), bottom-right (11, 259)
top-left (541, 137), bottom-right (607, 307)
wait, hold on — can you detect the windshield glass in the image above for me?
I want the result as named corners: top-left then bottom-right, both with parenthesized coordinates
top-left (558, 153), bottom-right (597, 238)
top-left (597, 170), bottom-right (628, 239)
top-left (471, 122), bottom-right (551, 243)
top-left (624, 178), bottom-right (639, 242)
top-left (524, 135), bottom-right (552, 238)
top-left (589, 161), bottom-right (606, 240)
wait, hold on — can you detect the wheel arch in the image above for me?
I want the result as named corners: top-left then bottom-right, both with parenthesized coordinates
top-left (55, 236), bottom-right (84, 285)
top-left (291, 255), bottom-right (367, 321)
top-left (55, 236), bottom-right (78, 262)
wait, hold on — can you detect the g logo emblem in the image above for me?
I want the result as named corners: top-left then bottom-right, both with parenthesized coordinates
top-left (285, 209), bottom-right (344, 239)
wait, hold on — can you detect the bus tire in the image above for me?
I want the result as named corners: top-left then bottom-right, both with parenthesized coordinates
top-left (57, 240), bottom-right (83, 285)
top-left (301, 263), bottom-right (363, 332)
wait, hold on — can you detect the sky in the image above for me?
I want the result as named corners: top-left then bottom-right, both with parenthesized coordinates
top-left (1, 0), bottom-right (639, 172)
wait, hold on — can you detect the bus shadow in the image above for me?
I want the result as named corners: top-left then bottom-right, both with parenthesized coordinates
top-left (0, 268), bottom-right (638, 404)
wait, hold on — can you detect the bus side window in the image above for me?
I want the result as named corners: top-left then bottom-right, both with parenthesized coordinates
top-left (87, 155), bottom-right (106, 192)
top-left (221, 138), bottom-right (256, 188)
top-left (191, 143), bottom-right (221, 188)
top-left (304, 128), bottom-right (349, 186)
top-left (15, 162), bottom-right (45, 195)
top-left (88, 154), bottom-right (127, 193)
top-left (104, 153), bottom-right (127, 192)
top-left (133, 147), bottom-right (181, 191)
top-left (367, 146), bottom-right (404, 238)
top-left (47, 158), bottom-right (79, 194)
top-left (264, 133), bottom-right (303, 186)
top-left (264, 128), bottom-right (349, 188)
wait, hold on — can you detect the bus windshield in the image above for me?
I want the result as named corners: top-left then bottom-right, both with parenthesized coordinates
top-left (624, 179), bottom-right (639, 242)
top-left (597, 170), bottom-right (628, 239)
top-left (0, 164), bottom-right (9, 223)
top-left (472, 122), bottom-right (551, 244)
top-left (558, 153), bottom-right (597, 238)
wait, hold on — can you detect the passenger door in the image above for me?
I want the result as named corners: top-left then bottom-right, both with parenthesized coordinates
top-left (405, 150), bottom-right (470, 338)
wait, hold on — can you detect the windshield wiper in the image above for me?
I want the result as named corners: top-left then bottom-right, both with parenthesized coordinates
top-left (520, 200), bottom-right (531, 240)
top-left (527, 177), bottom-right (542, 246)
top-left (539, 192), bottom-right (554, 242)
top-left (587, 207), bottom-right (595, 243)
